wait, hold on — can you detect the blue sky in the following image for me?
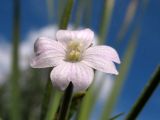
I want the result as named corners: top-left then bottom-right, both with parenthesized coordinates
top-left (0, 0), bottom-right (160, 119)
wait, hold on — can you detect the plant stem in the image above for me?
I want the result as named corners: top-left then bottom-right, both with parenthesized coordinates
top-left (40, 74), bottom-right (52, 120)
top-left (10, 0), bottom-right (21, 119)
top-left (57, 82), bottom-right (74, 120)
top-left (125, 66), bottom-right (160, 120)
top-left (59, 0), bottom-right (74, 29)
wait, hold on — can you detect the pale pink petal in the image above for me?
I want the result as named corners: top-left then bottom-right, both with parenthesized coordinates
top-left (34, 37), bottom-right (66, 55)
top-left (82, 56), bottom-right (118, 75)
top-left (50, 61), bottom-right (94, 92)
top-left (56, 29), bottom-right (94, 48)
top-left (30, 37), bottom-right (66, 68)
top-left (84, 45), bottom-right (120, 63)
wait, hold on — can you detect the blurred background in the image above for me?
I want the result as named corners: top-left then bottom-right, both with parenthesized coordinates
top-left (0, 0), bottom-right (160, 120)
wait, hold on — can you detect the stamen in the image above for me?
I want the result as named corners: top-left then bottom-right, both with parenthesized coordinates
top-left (66, 40), bottom-right (83, 62)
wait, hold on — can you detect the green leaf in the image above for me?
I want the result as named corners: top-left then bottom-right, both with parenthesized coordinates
top-left (76, 85), bottom-right (95, 120)
top-left (45, 91), bottom-right (62, 120)
top-left (40, 77), bottom-right (52, 120)
top-left (59, 0), bottom-right (74, 29)
top-left (10, 0), bottom-right (21, 119)
top-left (76, 72), bottom-right (105, 120)
top-left (56, 82), bottom-right (74, 120)
top-left (68, 92), bottom-right (85, 119)
top-left (125, 66), bottom-right (160, 120)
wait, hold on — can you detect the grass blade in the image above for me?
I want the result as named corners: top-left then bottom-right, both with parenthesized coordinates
top-left (45, 91), bottom-right (62, 120)
top-left (59, 0), bottom-right (74, 29)
top-left (10, 0), bottom-right (21, 119)
top-left (56, 82), bottom-right (73, 120)
top-left (76, 72), bottom-right (104, 120)
top-left (125, 66), bottom-right (160, 120)
top-left (40, 78), bottom-right (52, 120)
top-left (76, 85), bottom-right (95, 120)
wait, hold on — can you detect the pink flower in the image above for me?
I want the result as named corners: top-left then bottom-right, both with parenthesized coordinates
top-left (30, 29), bottom-right (120, 92)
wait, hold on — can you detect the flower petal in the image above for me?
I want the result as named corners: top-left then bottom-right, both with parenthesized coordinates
top-left (82, 56), bottom-right (118, 75)
top-left (84, 45), bottom-right (120, 63)
top-left (50, 61), bottom-right (94, 92)
top-left (56, 29), bottom-right (94, 48)
top-left (30, 37), bottom-right (66, 68)
top-left (34, 37), bottom-right (66, 55)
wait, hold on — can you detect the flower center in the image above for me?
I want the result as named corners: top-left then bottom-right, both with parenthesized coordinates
top-left (66, 40), bottom-right (83, 62)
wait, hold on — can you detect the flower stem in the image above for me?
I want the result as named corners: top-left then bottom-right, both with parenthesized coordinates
top-left (57, 82), bottom-right (74, 120)
top-left (125, 66), bottom-right (160, 120)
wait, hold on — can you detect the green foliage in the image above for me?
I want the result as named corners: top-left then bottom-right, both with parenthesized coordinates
top-left (0, 0), bottom-right (159, 120)
top-left (125, 66), bottom-right (160, 120)
top-left (10, 0), bottom-right (21, 119)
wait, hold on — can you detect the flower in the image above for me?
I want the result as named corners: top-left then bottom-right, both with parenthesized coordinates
top-left (30, 28), bottom-right (120, 92)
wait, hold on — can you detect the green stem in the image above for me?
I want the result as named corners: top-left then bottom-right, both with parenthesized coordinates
top-left (40, 74), bottom-right (52, 120)
top-left (125, 66), bottom-right (160, 120)
top-left (10, 0), bottom-right (21, 119)
top-left (57, 82), bottom-right (74, 120)
top-left (59, 0), bottom-right (74, 29)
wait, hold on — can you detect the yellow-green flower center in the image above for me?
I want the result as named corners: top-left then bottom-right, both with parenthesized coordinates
top-left (66, 40), bottom-right (83, 62)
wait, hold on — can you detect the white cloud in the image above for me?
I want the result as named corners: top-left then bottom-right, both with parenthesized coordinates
top-left (20, 25), bottom-right (58, 69)
top-left (0, 38), bottom-right (11, 84)
top-left (0, 25), bottom-right (58, 84)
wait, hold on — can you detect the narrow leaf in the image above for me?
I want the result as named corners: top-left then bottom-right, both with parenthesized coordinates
top-left (56, 82), bottom-right (73, 120)
top-left (10, 0), bottom-right (21, 119)
top-left (40, 78), bottom-right (52, 120)
top-left (45, 91), bottom-right (62, 120)
top-left (125, 66), bottom-right (160, 120)
top-left (59, 0), bottom-right (74, 29)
